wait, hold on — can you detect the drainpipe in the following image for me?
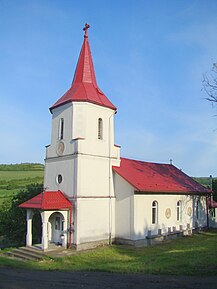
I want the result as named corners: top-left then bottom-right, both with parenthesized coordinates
top-left (206, 194), bottom-right (209, 229)
top-left (108, 111), bottom-right (115, 246)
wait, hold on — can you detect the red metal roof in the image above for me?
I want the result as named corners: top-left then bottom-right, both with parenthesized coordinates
top-left (50, 24), bottom-right (116, 112)
top-left (19, 191), bottom-right (72, 210)
top-left (113, 158), bottom-right (209, 194)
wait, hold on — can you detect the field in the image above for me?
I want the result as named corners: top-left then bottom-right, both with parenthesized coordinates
top-left (0, 164), bottom-right (44, 206)
top-left (0, 230), bottom-right (217, 276)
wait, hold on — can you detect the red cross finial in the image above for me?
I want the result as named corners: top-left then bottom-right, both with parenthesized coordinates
top-left (83, 23), bottom-right (90, 38)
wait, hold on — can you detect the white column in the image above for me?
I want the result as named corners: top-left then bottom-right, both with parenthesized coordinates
top-left (26, 209), bottom-right (32, 247)
top-left (41, 211), bottom-right (49, 250)
top-left (62, 220), bottom-right (67, 248)
top-left (42, 221), bottom-right (48, 250)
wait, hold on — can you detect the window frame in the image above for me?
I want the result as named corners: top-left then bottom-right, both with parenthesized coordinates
top-left (177, 200), bottom-right (181, 222)
top-left (98, 118), bottom-right (103, 140)
top-left (59, 118), bottom-right (64, 140)
top-left (152, 201), bottom-right (158, 225)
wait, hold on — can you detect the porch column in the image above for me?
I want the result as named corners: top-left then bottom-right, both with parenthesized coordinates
top-left (41, 211), bottom-right (48, 250)
top-left (62, 220), bottom-right (67, 248)
top-left (42, 221), bottom-right (48, 250)
top-left (26, 209), bottom-right (32, 246)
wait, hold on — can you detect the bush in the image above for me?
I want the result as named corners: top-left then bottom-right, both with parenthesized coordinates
top-left (0, 183), bottom-right (43, 246)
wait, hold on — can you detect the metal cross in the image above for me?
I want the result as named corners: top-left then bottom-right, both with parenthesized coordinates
top-left (83, 23), bottom-right (90, 37)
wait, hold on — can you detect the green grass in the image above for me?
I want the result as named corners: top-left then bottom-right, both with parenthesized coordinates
top-left (0, 164), bottom-right (44, 206)
top-left (1, 231), bottom-right (217, 276)
top-left (0, 171), bottom-right (43, 181)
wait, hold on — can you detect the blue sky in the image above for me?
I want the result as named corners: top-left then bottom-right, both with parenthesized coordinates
top-left (1, 0), bottom-right (217, 176)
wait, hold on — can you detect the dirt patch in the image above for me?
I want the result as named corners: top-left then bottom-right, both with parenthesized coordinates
top-left (0, 266), bottom-right (217, 289)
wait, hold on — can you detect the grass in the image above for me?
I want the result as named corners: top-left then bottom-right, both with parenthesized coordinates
top-left (0, 231), bottom-right (217, 276)
top-left (0, 164), bottom-right (44, 206)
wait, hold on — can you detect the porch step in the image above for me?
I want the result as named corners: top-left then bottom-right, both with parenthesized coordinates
top-left (3, 246), bottom-right (46, 261)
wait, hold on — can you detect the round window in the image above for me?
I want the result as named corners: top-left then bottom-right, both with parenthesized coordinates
top-left (57, 174), bottom-right (63, 184)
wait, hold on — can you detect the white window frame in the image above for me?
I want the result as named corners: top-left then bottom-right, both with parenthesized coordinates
top-left (177, 201), bottom-right (181, 222)
top-left (152, 201), bottom-right (158, 225)
top-left (98, 118), bottom-right (103, 140)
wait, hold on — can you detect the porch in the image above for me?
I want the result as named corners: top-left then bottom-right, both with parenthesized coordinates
top-left (19, 190), bottom-right (73, 251)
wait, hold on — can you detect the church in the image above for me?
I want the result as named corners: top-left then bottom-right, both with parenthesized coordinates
top-left (20, 24), bottom-right (211, 251)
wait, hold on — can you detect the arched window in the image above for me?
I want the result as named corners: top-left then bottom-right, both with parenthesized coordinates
top-left (59, 118), bottom-right (64, 140)
top-left (98, 118), bottom-right (103, 140)
top-left (177, 201), bottom-right (181, 222)
top-left (152, 201), bottom-right (158, 224)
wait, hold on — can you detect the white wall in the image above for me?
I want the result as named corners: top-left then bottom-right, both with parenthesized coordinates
top-left (134, 194), bottom-right (207, 239)
top-left (114, 173), bottom-right (208, 241)
top-left (114, 173), bottom-right (134, 239)
top-left (75, 198), bottom-right (115, 244)
top-left (45, 101), bottom-right (120, 246)
top-left (44, 156), bottom-right (77, 198)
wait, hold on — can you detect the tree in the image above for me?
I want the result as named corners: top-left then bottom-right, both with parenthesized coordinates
top-left (203, 63), bottom-right (217, 104)
top-left (212, 179), bottom-right (217, 202)
top-left (0, 183), bottom-right (43, 246)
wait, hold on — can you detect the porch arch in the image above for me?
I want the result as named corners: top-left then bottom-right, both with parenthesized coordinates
top-left (40, 210), bottom-right (69, 250)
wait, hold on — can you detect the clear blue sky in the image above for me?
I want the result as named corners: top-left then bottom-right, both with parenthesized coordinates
top-left (1, 0), bottom-right (217, 177)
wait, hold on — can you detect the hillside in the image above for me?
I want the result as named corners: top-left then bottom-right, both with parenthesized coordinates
top-left (0, 163), bottom-right (214, 206)
top-left (0, 163), bottom-right (44, 206)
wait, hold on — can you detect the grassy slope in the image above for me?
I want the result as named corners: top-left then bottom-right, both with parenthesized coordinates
top-left (0, 231), bottom-right (217, 276)
top-left (0, 164), bottom-right (44, 206)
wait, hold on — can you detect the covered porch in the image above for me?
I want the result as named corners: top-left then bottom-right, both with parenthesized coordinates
top-left (19, 190), bottom-right (72, 251)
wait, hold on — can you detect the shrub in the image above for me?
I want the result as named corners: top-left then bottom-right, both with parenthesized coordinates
top-left (0, 183), bottom-right (43, 246)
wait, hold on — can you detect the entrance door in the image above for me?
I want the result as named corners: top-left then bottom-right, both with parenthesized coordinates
top-left (49, 213), bottom-right (64, 244)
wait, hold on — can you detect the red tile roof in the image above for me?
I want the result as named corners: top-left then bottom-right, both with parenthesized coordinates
top-left (19, 191), bottom-right (71, 210)
top-left (113, 158), bottom-right (209, 194)
top-left (50, 25), bottom-right (116, 111)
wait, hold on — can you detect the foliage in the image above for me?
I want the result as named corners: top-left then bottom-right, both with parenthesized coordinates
top-left (0, 183), bottom-right (43, 246)
top-left (193, 177), bottom-right (211, 187)
top-left (212, 179), bottom-right (217, 201)
top-left (0, 230), bottom-right (217, 276)
top-left (0, 163), bottom-right (44, 171)
top-left (203, 63), bottom-right (217, 104)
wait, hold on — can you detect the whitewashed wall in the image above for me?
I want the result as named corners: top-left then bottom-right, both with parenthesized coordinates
top-left (114, 173), bottom-right (134, 239)
top-left (114, 173), bottom-right (208, 241)
top-left (45, 101), bottom-right (120, 247)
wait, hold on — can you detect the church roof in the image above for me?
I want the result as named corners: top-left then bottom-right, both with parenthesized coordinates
top-left (50, 24), bottom-right (116, 112)
top-left (113, 158), bottom-right (209, 194)
top-left (19, 191), bottom-right (71, 210)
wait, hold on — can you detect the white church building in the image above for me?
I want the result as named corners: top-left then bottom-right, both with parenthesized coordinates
top-left (20, 24), bottom-right (212, 251)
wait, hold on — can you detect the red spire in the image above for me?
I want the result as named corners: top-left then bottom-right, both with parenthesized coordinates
top-left (50, 24), bottom-right (116, 111)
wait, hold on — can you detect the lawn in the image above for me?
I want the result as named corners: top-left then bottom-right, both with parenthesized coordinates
top-left (0, 230), bottom-right (217, 276)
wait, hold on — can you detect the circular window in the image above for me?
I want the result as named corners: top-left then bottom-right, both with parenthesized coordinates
top-left (56, 174), bottom-right (63, 184)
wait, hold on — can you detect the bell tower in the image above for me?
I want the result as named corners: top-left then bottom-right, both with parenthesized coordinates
top-left (44, 24), bottom-right (120, 249)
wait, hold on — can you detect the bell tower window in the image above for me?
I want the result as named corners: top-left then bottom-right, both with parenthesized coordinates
top-left (98, 118), bottom-right (103, 140)
top-left (59, 118), bottom-right (64, 140)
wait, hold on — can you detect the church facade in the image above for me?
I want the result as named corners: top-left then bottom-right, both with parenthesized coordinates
top-left (20, 24), bottom-right (212, 251)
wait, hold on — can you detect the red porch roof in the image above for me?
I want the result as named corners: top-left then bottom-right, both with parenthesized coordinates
top-left (113, 158), bottom-right (209, 194)
top-left (19, 191), bottom-right (71, 210)
top-left (50, 24), bottom-right (116, 112)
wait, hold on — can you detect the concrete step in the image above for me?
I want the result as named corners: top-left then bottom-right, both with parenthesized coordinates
top-left (3, 246), bottom-right (46, 261)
